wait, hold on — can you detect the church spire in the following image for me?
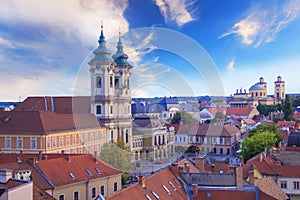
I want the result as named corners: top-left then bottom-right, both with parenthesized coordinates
top-left (98, 21), bottom-right (105, 44)
top-left (112, 29), bottom-right (131, 67)
top-left (88, 21), bottom-right (112, 65)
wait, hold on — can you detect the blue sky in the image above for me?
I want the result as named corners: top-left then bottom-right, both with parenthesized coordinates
top-left (0, 0), bottom-right (300, 101)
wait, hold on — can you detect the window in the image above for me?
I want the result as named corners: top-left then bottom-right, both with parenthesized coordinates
top-left (125, 130), bottom-right (129, 143)
top-left (114, 182), bottom-right (118, 191)
top-left (110, 75), bottom-right (113, 87)
top-left (110, 105), bottom-right (113, 114)
top-left (53, 137), bottom-right (56, 147)
top-left (74, 191), bottom-right (79, 200)
top-left (100, 185), bottom-right (105, 195)
top-left (66, 135), bottom-right (70, 145)
top-left (96, 76), bottom-right (101, 88)
top-left (92, 187), bottom-right (96, 198)
top-left (5, 138), bottom-right (10, 148)
top-left (111, 130), bottom-right (114, 141)
top-left (96, 105), bottom-right (101, 114)
top-left (31, 138), bottom-right (36, 149)
top-left (59, 137), bottom-right (63, 146)
top-left (115, 78), bottom-right (119, 88)
top-left (17, 138), bottom-right (22, 149)
top-left (59, 195), bottom-right (64, 200)
top-left (280, 181), bottom-right (287, 189)
top-left (73, 135), bottom-right (76, 144)
top-left (126, 78), bottom-right (130, 88)
top-left (294, 181), bottom-right (300, 189)
top-left (47, 138), bottom-right (50, 148)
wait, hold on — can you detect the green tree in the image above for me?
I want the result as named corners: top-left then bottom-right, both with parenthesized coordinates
top-left (171, 111), bottom-right (194, 124)
top-left (242, 124), bottom-right (282, 162)
top-left (99, 142), bottom-right (132, 185)
top-left (283, 94), bottom-right (294, 121)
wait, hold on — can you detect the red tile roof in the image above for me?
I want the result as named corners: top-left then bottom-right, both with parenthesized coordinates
top-left (246, 154), bottom-right (300, 178)
top-left (173, 124), bottom-right (240, 137)
top-left (14, 96), bottom-right (90, 114)
top-left (243, 118), bottom-right (257, 125)
top-left (0, 111), bottom-right (102, 134)
top-left (276, 120), bottom-right (296, 128)
top-left (294, 112), bottom-right (300, 120)
top-left (36, 154), bottom-right (122, 187)
top-left (195, 190), bottom-right (256, 200)
top-left (206, 107), bottom-right (258, 118)
top-left (107, 168), bottom-right (188, 200)
top-left (0, 179), bottom-right (25, 189)
top-left (254, 177), bottom-right (288, 200)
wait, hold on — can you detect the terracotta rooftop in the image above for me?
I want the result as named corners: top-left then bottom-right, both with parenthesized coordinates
top-left (0, 179), bottom-right (26, 189)
top-left (14, 96), bottom-right (90, 114)
top-left (172, 123), bottom-right (240, 137)
top-left (206, 107), bottom-right (258, 117)
top-left (0, 111), bottom-right (102, 134)
top-left (276, 120), bottom-right (296, 128)
top-left (107, 168), bottom-right (188, 200)
top-left (243, 118), bottom-right (257, 125)
top-left (246, 153), bottom-right (300, 178)
top-left (194, 190), bottom-right (256, 200)
top-left (36, 154), bottom-right (122, 187)
top-left (254, 177), bottom-right (288, 200)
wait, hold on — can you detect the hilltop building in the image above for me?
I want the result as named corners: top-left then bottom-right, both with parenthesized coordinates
top-left (229, 76), bottom-right (285, 108)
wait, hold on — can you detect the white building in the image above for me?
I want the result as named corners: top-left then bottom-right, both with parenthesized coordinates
top-left (89, 26), bottom-right (133, 149)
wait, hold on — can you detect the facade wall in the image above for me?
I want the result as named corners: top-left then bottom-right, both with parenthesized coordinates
top-left (7, 182), bottom-right (33, 200)
top-left (0, 127), bottom-right (108, 154)
top-left (277, 177), bottom-right (300, 197)
top-left (53, 175), bottom-right (122, 200)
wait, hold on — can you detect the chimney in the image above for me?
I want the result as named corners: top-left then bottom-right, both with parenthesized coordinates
top-left (139, 176), bottom-right (146, 188)
top-left (43, 154), bottom-right (48, 160)
top-left (259, 153), bottom-right (263, 162)
top-left (248, 171), bottom-right (255, 185)
top-left (235, 166), bottom-right (243, 188)
top-left (185, 164), bottom-right (190, 173)
top-left (0, 169), bottom-right (13, 183)
top-left (178, 166), bottom-right (184, 174)
top-left (94, 151), bottom-right (98, 164)
top-left (192, 184), bottom-right (198, 196)
top-left (33, 157), bottom-right (38, 166)
top-left (239, 156), bottom-right (244, 165)
top-left (276, 160), bottom-right (281, 166)
top-left (38, 151), bottom-right (42, 161)
top-left (65, 154), bottom-right (71, 162)
top-left (195, 157), bottom-right (205, 172)
top-left (171, 163), bottom-right (179, 177)
top-left (17, 155), bottom-right (22, 164)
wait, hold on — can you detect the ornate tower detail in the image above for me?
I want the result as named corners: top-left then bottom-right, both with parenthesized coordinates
top-left (274, 75), bottom-right (285, 100)
top-left (89, 25), bottom-right (133, 149)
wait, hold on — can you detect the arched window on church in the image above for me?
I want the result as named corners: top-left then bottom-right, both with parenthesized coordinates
top-left (125, 130), bottom-right (129, 144)
top-left (110, 75), bottom-right (113, 88)
top-left (255, 92), bottom-right (258, 97)
top-left (96, 105), bottom-right (101, 114)
top-left (96, 76), bottom-right (101, 88)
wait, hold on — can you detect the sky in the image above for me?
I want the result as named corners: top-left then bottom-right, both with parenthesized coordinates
top-left (1, 0), bottom-right (300, 101)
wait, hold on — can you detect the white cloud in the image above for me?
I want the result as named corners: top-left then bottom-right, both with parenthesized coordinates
top-left (0, 37), bottom-right (16, 48)
top-left (219, 0), bottom-right (300, 47)
top-left (0, 0), bottom-right (129, 46)
top-left (226, 60), bottom-right (235, 72)
top-left (154, 0), bottom-right (196, 26)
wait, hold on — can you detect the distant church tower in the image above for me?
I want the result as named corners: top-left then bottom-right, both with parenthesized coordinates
top-left (89, 25), bottom-right (133, 149)
top-left (274, 75), bottom-right (285, 100)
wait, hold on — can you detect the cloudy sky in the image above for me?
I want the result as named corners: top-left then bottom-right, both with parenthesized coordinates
top-left (1, 0), bottom-right (300, 101)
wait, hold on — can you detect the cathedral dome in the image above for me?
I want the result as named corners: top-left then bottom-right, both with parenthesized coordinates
top-left (249, 84), bottom-right (265, 90)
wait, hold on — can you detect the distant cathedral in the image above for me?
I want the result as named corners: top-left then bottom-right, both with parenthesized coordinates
top-left (88, 25), bottom-right (133, 149)
top-left (229, 76), bottom-right (285, 108)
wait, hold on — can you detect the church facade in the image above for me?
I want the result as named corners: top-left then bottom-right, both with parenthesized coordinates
top-left (89, 26), bottom-right (133, 150)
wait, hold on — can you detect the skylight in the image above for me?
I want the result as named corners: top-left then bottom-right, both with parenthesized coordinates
top-left (95, 167), bottom-right (101, 174)
top-left (168, 181), bottom-right (177, 191)
top-left (162, 185), bottom-right (171, 195)
top-left (69, 172), bottom-right (75, 179)
top-left (174, 179), bottom-right (181, 187)
top-left (86, 169), bottom-right (92, 176)
top-left (145, 194), bottom-right (152, 200)
top-left (151, 191), bottom-right (160, 200)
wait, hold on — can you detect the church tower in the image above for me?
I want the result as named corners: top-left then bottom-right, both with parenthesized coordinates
top-left (274, 75), bottom-right (285, 100)
top-left (89, 25), bottom-right (133, 149)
